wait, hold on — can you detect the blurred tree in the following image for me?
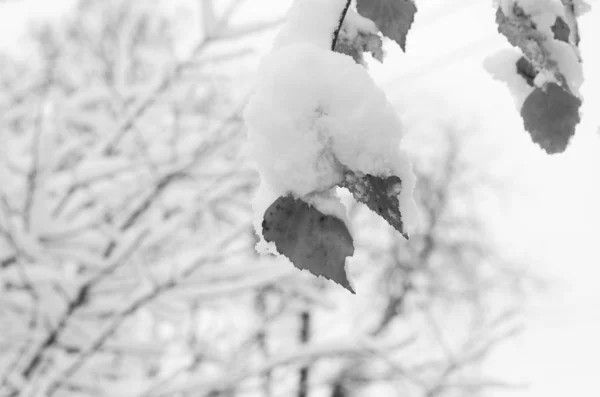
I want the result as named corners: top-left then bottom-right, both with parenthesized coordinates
top-left (0, 1), bottom-right (528, 397)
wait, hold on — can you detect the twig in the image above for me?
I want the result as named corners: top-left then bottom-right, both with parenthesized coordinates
top-left (297, 311), bottom-right (311, 397)
top-left (331, 0), bottom-right (352, 51)
top-left (44, 225), bottom-right (247, 396)
top-left (22, 105), bottom-right (44, 232)
top-left (155, 336), bottom-right (415, 397)
top-left (18, 229), bottom-right (148, 380)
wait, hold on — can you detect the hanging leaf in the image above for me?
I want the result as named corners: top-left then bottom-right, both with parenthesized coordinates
top-left (494, 2), bottom-right (584, 154)
top-left (261, 171), bottom-right (410, 292)
top-left (262, 195), bottom-right (355, 293)
top-left (356, 0), bottom-right (417, 52)
top-left (521, 83), bottom-right (581, 154)
top-left (342, 171), bottom-right (408, 239)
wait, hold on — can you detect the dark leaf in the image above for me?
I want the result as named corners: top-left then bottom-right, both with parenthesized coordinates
top-left (262, 196), bottom-right (355, 293)
top-left (342, 171), bottom-right (408, 239)
top-left (551, 16), bottom-right (570, 43)
top-left (516, 56), bottom-right (537, 86)
top-left (495, 5), bottom-right (540, 50)
top-left (356, 0), bottom-right (417, 52)
top-left (521, 83), bottom-right (581, 154)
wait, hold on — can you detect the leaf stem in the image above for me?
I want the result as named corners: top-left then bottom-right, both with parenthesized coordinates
top-left (331, 0), bottom-right (352, 51)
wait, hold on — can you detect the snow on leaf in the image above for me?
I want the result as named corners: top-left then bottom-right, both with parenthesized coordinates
top-left (334, 30), bottom-right (384, 64)
top-left (520, 83), bottom-right (581, 154)
top-left (494, 2), bottom-right (585, 154)
top-left (495, 5), bottom-right (569, 89)
top-left (356, 0), bottom-right (417, 52)
top-left (342, 171), bottom-right (408, 239)
top-left (262, 195), bottom-right (355, 293)
top-left (334, 8), bottom-right (383, 64)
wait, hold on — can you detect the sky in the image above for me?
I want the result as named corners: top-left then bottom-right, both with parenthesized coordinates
top-left (1, 0), bottom-right (599, 396)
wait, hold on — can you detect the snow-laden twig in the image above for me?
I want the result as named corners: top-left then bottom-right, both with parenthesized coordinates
top-left (156, 335), bottom-right (418, 397)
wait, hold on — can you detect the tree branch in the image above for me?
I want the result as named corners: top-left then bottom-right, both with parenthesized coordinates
top-left (331, 0), bottom-right (352, 51)
top-left (298, 310), bottom-right (311, 397)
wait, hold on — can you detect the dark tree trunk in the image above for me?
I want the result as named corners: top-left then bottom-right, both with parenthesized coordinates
top-left (298, 310), bottom-right (311, 397)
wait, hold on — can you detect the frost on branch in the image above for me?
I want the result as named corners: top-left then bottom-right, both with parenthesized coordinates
top-left (356, 0), bottom-right (417, 52)
top-left (491, 0), bottom-right (587, 154)
top-left (244, 0), bottom-right (417, 292)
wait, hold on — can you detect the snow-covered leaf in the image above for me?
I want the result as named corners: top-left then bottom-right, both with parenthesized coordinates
top-left (262, 195), bottom-right (355, 293)
top-left (521, 83), bottom-right (581, 154)
top-left (246, 1), bottom-right (418, 288)
top-left (494, 1), bottom-right (585, 154)
top-left (495, 5), bottom-right (568, 88)
top-left (342, 171), bottom-right (408, 239)
top-left (334, 30), bottom-right (383, 64)
top-left (356, 0), bottom-right (417, 51)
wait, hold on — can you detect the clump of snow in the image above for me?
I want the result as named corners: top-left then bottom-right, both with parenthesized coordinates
top-left (342, 8), bottom-right (379, 39)
top-left (545, 39), bottom-right (584, 96)
top-left (484, 50), bottom-right (534, 109)
top-left (489, 0), bottom-right (586, 106)
top-left (533, 68), bottom-right (558, 87)
top-left (498, 0), bottom-right (584, 97)
top-left (252, 179), bottom-right (280, 255)
top-left (502, 0), bottom-right (565, 18)
top-left (272, 0), bottom-right (348, 51)
top-left (519, 0), bottom-right (583, 96)
top-left (306, 189), bottom-right (352, 230)
top-left (247, 44), bottom-right (414, 195)
top-left (245, 0), bottom-right (418, 251)
top-left (573, 0), bottom-right (592, 16)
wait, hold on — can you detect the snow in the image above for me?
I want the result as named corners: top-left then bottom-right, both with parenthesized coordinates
top-left (342, 8), bottom-right (379, 39)
top-left (545, 39), bottom-right (584, 95)
top-left (305, 188), bottom-right (352, 228)
top-left (497, 0), bottom-right (584, 96)
top-left (500, 0), bottom-right (565, 16)
top-left (271, 0), bottom-right (347, 51)
top-left (245, 0), bottom-right (418, 250)
top-left (484, 49), bottom-right (535, 108)
top-left (247, 44), bottom-right (416, 196)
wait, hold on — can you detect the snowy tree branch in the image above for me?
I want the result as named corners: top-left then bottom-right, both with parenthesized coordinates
top-left (331, 0), bottom-right (352, 50)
